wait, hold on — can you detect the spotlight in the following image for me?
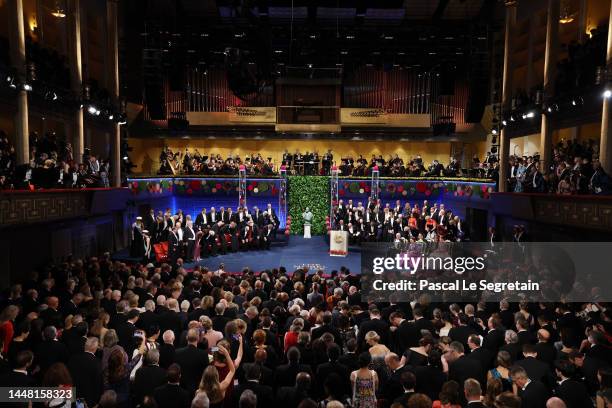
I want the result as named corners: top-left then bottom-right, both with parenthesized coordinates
top-left (87, 105), bottom-right (97, 115)
top-left (604, 90), bottom-right (612, 99)
top-left (502, 120), bottom-right (507, 126)
top-left (521, 114), bottom-right (527, 120)
top-left (510, 115), bottom-right (515, 122)
top-left (108, 114), bottom-right (114, 120)
top-left (118, 120), bottom-right (127, 125)
top-left (526, 111), bottom-right (535, 118)
top-left (123, 156), bottom-right (129, 160)
top-left (547, 106), bottom-right (552, 113)
top-left (491, 129), bottom-right (498, 135)
top-left (22, 83), bottom-right (32, 91)
top-left (571, 99), bottom-right (577, 106)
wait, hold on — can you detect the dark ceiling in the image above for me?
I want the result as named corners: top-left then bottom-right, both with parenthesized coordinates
top-left (120, 0), bottom-right (503, 103)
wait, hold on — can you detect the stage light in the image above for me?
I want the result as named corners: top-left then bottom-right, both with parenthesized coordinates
top-left (510, 115), bottom-right (515, 122)
top-left (526, 111), bottom-right (535, 118)
top-left (604, 90), bottom-right (612, 98)
top-left (572, 99), bottom-right (577, 106)
top-left (123, 156), bottom-right (129, 160)
top-left (547, 106), bottom-right (552, 113)
top-left (521, 114), bottom-right (526, 120)
top-left (491, 129), bottom-right (498, 135)
top-left (108, 114), bottom-right (114, 120)
top-left (502, 120), bottom-right (507, 126)
top-left (22, 83), bottom-right (32, 91)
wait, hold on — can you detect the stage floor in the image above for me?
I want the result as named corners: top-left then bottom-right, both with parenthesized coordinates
top-left (114, 235), bottom-right (360, 274)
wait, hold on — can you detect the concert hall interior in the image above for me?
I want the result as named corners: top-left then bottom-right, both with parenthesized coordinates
top-left (1, 1), bottom-right (612, 408)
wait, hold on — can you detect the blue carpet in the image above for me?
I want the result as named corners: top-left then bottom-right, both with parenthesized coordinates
top-left (113, 235), bottom-right (360, 274)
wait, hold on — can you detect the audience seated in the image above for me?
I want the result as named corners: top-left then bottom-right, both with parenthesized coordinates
top-left (0, 227), bottom-right (610, 408)
top-left (0, 129), bottom-right (111, 190)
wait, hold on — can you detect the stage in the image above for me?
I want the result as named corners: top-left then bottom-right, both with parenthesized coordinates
top-left (113, 235), bottom-right (361, 274)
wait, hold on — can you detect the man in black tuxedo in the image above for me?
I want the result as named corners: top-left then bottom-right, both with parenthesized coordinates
top-left (230, 363), bottom-right (274, 407)
top-left (554, 360), bottom-right (593, 408)
top-left (311, 312), bottom-right (343, 348)
top-left (500, 330), bottom-right (522, 363)
top-left (466, 334), bottom-right (494, 372)
top-left (315, 344), bottom-right (350, 398)
top-left (168, 225), bottom-right (180, 264)
top-left (116, 309), bottom-right (139, 356)
top-left (153, 364), bottom-right (191, 408)
top-left (357, 308), bottom-right (389, 350)
top-left (449, 314), bottom-right (479, 351)
top-left (67, 337), bottom-right (103, 408)
top-left (482, 315), bottom-right (506, 352)
top-left (0, 350), bottom-right (35, 386)
top-left (413, 306), bottom-right (435, 335)
top-left (276, 372), bottom-right (312, 408)
top-left (35, 325), bottom-right (69, 375)
top-left (173, 329), bottom-right (209, 395)
top-left (464, 378), bottom-right (486, 408)
top-left (516, 317), bottom-right (536, 346)
top-left (516, 344), bottom-right (556, 391)
top-left (195, 208), bottom-right (208, 229)
top-left (134, 349), bottom-right (167, 405)
top-left (183, 221), bottom-right (196, 262)
top-left (390, 311), bottom-right (420, 352)
top-left (511, 365), bottom-right (550, 408)
top-left (534, 329), bottom-right (556, 367)
top-left (447, 341), bottom-right (486, 395)
top-left (274, 347), bottom-right (313, 389)
top-left (159, 330), bottom-right (176, 369)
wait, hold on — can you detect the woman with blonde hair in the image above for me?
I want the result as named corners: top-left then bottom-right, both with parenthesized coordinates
top-left (365, 331), bottom-right (389, 358)
top-left (200, 316), bottom-right (223, 351)
top-left (197, 345), bottom-right (235, 408)
top-left (90, 310), bottom-right (110, 344)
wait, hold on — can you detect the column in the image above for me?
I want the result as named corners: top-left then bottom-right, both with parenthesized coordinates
top-left (600, 1), bottom-right (612, 173)
top-left (8, 0), bottom-right (30, 165)
top-left (499, 1), bottom-right (517, 193)
top-left (526, 16), bottom-right (536, 91)
top-left (107, 0), bottom-right (121, 187)
top-left (68, 0), bottom-right (84, 162)
top-left (540, 0), bottom-right (560, 171)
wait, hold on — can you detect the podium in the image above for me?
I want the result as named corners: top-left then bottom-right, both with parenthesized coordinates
top-left (329, 230), bottom-right (348, 257)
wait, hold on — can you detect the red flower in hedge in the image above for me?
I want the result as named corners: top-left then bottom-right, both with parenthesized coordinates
top-left (425, 190), bottom-right (431, 196)
top-left (339, 190), bottom-right (346, 196)
top-left (364, 186), bottom-right (371, 193)
top-left (397, 185), bottom-right (404, 193)
top-left (215, 183), bottom-right (222, 190)
top-left (386, 183), bottom-right (396, 193)
top-left (359, 181), bottom-right (366, 188)
top-left (343, 183), bottom-right (349, 189)
top-left (416, 182), bottom-right (427, 193)
top-left (252, 181), bottom-right (258, 187)
top-left (190, 180), bottom-right (200, 190)
top-left (271, 187), bottom-right (278, 195)
top-left (247, 185), bottom-right (254, 191)
top-left (187, 188), bottom-right (193, 195)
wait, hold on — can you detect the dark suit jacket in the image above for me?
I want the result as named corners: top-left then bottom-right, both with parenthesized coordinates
top-left (516, 357), bottom-right (555, 390)
top-left (500, 342), bottom-right (522, 363)
top-left (315, 361), bottom-right (351, 398)
top-left (153, 383), bottom-right (191, 408)
top-left (35, 340), bottom-right (69, 374)
top-left (273, 363), bottom-right (313, 389)
top-left (483, 329), bottom-right (505, 351)
top-left (311, 324), bottom-right (343, 347)
top-left (467, 347), bottom-right (494, 371)
top-left (448, 325), bottom-right (479, 350)
top-left (394, 320), bottom-right (421, 352)
top-left (358, 318), bottom-right (390, 349)
top-left (67, 351), bottom-right (103, 407)
top-left (534, 342), bottom-right (556, 366)
top-left (555, 379), bottom-right (594, 408)
top-left (276, 386), bottom-right (310, 408)
top-left (230, 381), bottom-right (274, 407)
top-left (159, 343), bottom-right (176, 369)
top-left (413, 365), bottom-right (446, 401)
top-left (134, 364), bottom-right (167, 404)
top-left (115, 320), bottom-right (137, 355)
top-left (448, 355), bottom-right (485, 391)
top-left (174, 344), bottom-right (209, 393)
top-left (518, 380), bottom-right (550, 408)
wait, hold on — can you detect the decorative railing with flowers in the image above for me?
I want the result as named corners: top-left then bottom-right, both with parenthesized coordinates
top-left (338, 178), bottom-right (496, 201)
top-left (127, 178), bottom-right (280, 198)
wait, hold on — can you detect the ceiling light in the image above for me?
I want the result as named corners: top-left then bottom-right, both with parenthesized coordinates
top-left (526, 111), bottom-right (535, 118)
top-left (604, 90), bottom-right (612, 98)
top-left (51, 1), bottom-right (66, 18)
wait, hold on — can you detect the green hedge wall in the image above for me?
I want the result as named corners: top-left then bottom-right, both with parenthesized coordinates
top-left (288, 176), bottom-right (330, 235)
